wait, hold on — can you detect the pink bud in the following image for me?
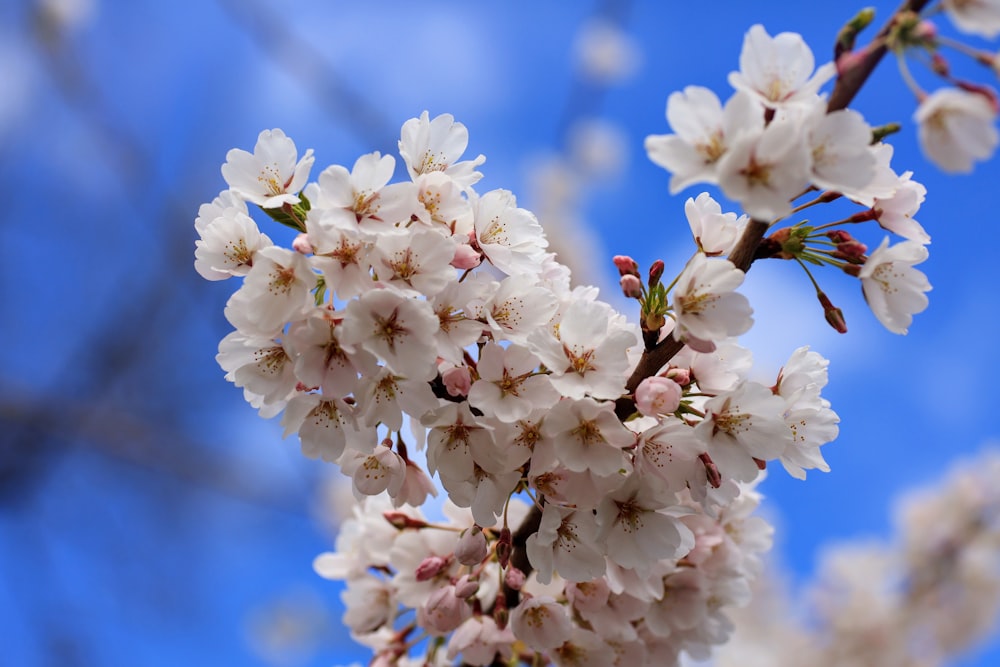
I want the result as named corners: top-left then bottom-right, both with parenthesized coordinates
top-left (442, 365), bottom-right (472, 397)
top-left (613, 255), bottom-right (639, 277)
top-left (383, 511), bottom-right (428, 530)
top-left (635, 376), bottom-right (683, 416)
top-left (648, 259), bottom-right (665, 287)
top-left (415, 555), bottom-right (449, 581)
top-left (454, 574), bottom-right (480, 599)
top-left (419, 585), bottom-right (471, 634)
top-left (818, 292), bottom-right (848, 334)
top-left (504, 567), bottom-right (526, 591)
top-left (666, 367), bottom-right (691, 386)
top-left (455, 527), bottom-right (488, 566)
top-left (496, 527), bottom-right (512, 569)
top-left (699, 453), bottom-right (722, 488)
top-left (620, 274), bottom-right (642, 299)
top-left (451, 242), bottom-right (483, 270)
top-left (292, 233), bottom-right (313, 254)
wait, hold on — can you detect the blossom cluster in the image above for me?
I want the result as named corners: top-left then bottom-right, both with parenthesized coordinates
top-left (645, 24), bottom-right (935, 335)
top-left (192, 8), bottom-right (1000, 664)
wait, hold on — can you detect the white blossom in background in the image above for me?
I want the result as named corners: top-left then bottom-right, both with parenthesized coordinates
top-left (914, 87), bottom-right (1000, 173)
top-left (942, 0), bottom-right (1000, 38)
top-left (573, 19), bottom-right (641, 84)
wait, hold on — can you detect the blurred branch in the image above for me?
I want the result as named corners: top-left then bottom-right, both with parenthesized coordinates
top-left (215, 0), bottom-right (399, 153)
top-left (0, 385), bottom-right (313, 515)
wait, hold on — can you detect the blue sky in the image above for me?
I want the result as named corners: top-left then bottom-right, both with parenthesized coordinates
top-left (2, 0), bottom-right (999, 665)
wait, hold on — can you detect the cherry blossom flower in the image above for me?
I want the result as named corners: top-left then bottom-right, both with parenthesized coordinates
top-left (541, 397), bottom-right (634, 476)
top-left (715, 113), bottom-right (812, 221)
top-left (645, 88), bottom-right (763, 193)
top-left (804, 107), bottom-right (877, 194)
top-left (339, 288), bottom-right (440, 380)
top-left (943, 0), bottom-right (1000, 38)
top-left (311, 152), bottom-right (417, 234)
top-left (694, 381), bottom-right (792, 483)
top-left (727, 24), bottom-right (836, 110)
top-left (671, 253), bottom-right (753, 353)
top-left (635, 376), bottom-right (683, 416)
top-left (399, 111), bottom-right (486, 188)
top-left (872, 172), bottom-right (930, 244)
top-left (221, 128), bottom-right (314, 208)
top-left (510, 596), bottom-right (573, 651)
top-left (858, 238), bottom-right (932, 334)
top-left (369, 227), bottom-right (457, 297)
top-left (224, 245), bottom-right (316, 336)
top-left (194, 206), bottom-right (272, 280)
top-left (915, 87), bottom-right (999, 173)
top-left (472, 189), bottom-right (549, 276)
top-left (280, 393), bottom-right (363, 462)
top-left (684, 192), bottom-right (748, 257)
top-left (467, 343), bottom-right (559, 422)
top-left (525, 504), bottom-right (606, 584)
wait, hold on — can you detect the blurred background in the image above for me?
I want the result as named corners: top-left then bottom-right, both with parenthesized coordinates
top-left (2, 0), bottom-right (999, 664)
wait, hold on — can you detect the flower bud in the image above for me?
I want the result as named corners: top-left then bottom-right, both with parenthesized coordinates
top-left (455, 527), bottom-right (489, 566)
top-left (415, 555), bottom-right (449, 581)
top-left (818, 292), bottom-right (848, 334)
top-left (419, 585), bottom-right (471, 634)
top-left (666, 367), bottom-right (691, 386)
top-left (454, 574), bottom-right (480, 599)
top-left (496, 527), bottom-right (512, 569)
top-left (620, 274), bottom-right (642, 299)
top-left (699, 453), bottom-right (722, 488)
top-left (441, 365), bottom-right (472, 397)
top-left (292, 233), bottom-right (313, 254)
top-left (613, 255), bottom-right (639, 277)
top-left (383, 511), bottom-right (428, 530)
top-left (451, 242), bottom-right (483, 270)
top-left (635, 375), bottom-right (683, 416)
top-left (648, 259), bottom-right (665, 287)
top-left (504, 566), bottom-right (526, 591)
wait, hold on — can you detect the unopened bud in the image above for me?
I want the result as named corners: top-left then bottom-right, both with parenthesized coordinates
top-left (620, 274), bottom-right (642, 299)
top-left (493, 593), bottom-right (509, 630)
top-left (292, 233), bottom-right (313, 254)
top-left (931, 52), bottom-right (950, 77)
top-left (648, 259), bottom-right (665, 287)
top-left (451, 242), bottom-right (483, 270)
top-left (383, 511), bottom-right (428, 530)
top-left (753, 457), bottom-right (768, 471)
top-left (496, 527), bottom-right (512, 569)
top-left (826, 230), bottom-right (852, 243)
top-left (415, 555), bottom-right (449, 582)
top-left (455, 527), bottom-right (489, 566)
top-left (613, 255), bottom-right (639, 277)
top-left (666, 367), bottom-right (691, 386)
top-left (833, 240), bottom-right (867, 261)
top-left (454, 574), bottom-right (480, 599)
top-left (818, 292), bottom-right (848, 334)
top-left (504, 567), bottom-right (526, 591)
top-left (842, 263), bottom-right (862, 277)
top-left (699, 453), bottom-right (722, 488)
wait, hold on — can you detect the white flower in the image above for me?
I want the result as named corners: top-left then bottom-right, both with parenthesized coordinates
top-left (399, 111), bottom-right (486, 189)
top-left (943, 0), bottom-right (1000, 38)
top-left (595, 473), bottom-right (695, 571)
top-left (312, 152), bottom-right (417, 233)
top-left (525, 504), bottom-right (606, 584)
top-left (306, 217), bottom-right (373, 301)
top-left (285, 312), bottom-right (375, 398)
top-left (859, 238), bottom-right (932, 334)
top-left (694, 381), bottom-right (792, 483)
top-left (339, 288), bottom-right (440, 380)
top-left (645, 88), bottom-right (763, 193)
top-left (684, 192), bottom-right (748, 256)
top-left (472, 189), bottom-right (549, 276)
top-left (541, 397), bottom-right (634, 476)
top-left (216, 331), bottom-right (297, 417)
top-left (716, 113), bottom-right (812, 221)
top-left (727, 24), bottom-right (836, 110)
top-left (510, 596), bottom-right (573, 651)
top-left (467, 343), bottom-right (559, 423)
top-left (475, 274), bottom-right (559, 345)
top-left (873, 172), bottom-right (930, 244)
top-left (369, 228), bottom-right (457, 297)
top-left (280, 393), bottom-right (363, 462)
top-left (528, 298), bottom-right (638, 400)
top-left (805, 107), bottom-right (878, 194)
top-left (224, 246), bottom-right (315, 336)
top-left (671, 253), bottom-right (753, 353)
top-left (194, 206), bottom-right (272, 280)
top-left (915, 88), bottom-right (999, 173)
top-left (221, 129), bottom-right (314, 208)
